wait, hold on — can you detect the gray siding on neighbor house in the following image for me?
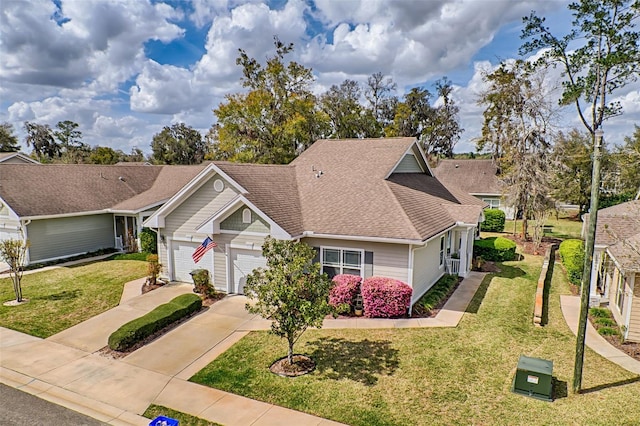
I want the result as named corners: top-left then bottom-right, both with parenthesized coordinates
top-left (220, 207), bottom-right (270, 234)
top-left (395, 154), bottom-right (424, 173)
top-left (27, 214), bottom-right (115, 262)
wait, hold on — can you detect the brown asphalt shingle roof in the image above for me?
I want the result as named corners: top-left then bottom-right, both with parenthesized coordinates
top-left (0, 164), bottom-right (205, 217)
top-left (585, 200), bottom-right (640, 272)
top-left (433, 159), bottom-right (504, 195)
top-left (210, 138), bottom-right (484, 241)
top-left (215, 162), bottom-right (304, 236)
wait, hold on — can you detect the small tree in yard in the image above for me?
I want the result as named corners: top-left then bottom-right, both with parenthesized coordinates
top-left (245, 237), bottom-right (333, 368)
top-left (0, 236), bottom-right (29, 303)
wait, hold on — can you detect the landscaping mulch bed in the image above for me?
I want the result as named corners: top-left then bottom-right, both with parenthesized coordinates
top-left (410, 275), bottom-right (463, 318)
top-left (97, 292), bottom-right (225, 359)
top-left (601, 335), bottom-right (640, 361)
top-left (269, 354), bottom-right (316, 377)
top-left (503, 234), bottom-right (562, 256)
top-left (588, 315), bottom-right (640, 362)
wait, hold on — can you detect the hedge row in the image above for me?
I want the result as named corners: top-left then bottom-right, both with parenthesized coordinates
top-left (361, 277), bottom-right (412, 318)
top-left (559, 239), bottom-right (584, 286)
top-left (473, 237), bottom-right (517, 261)
top-left (329, 274), bottom-right (362, 314)
top-left (480, 209), bottom-right (506, 232)
top-left (108, 293), bottom-right (202, 351)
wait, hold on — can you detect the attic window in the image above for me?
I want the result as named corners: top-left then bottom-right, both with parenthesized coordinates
top-left (242, 208), bottom-right (252, 223)
top-left (214, 179), bottom-right (224, 192)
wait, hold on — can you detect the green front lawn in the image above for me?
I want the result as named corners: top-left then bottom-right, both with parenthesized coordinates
top-left (0, 260), bottom-right (147, 338)
top-left (143, 404), bottom-right (222, 426)
top-left (190, 255), bottom-right (640, 426)
top-left (503, 211), bottom-right (583, 240)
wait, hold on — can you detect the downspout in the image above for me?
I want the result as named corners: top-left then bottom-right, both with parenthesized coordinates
top-left (20, 219), bottom-right (31, 265)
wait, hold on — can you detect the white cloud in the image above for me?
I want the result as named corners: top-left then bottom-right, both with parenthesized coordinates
top-left (1, 0), bottom-right (636, 157)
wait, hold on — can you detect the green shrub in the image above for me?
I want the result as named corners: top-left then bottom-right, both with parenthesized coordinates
top-left (480, 209), bottom-right (506, 232)
top-left (595, 317), bottom-right (616, 327)
top-left (110, 252), bottom-right (151, 261)
top-left (589, 307), bottom-right (611, 318)
top-left (140, 228), bottom-right (157, 254)
top-left (108, 293), bottom-right (202, 351)
top-left (191, 269), bottom-right (216, 297)
top-left (559, 239), bottom-right (584, 286)
top-left (473, 237), bottom-right (517, 262)
top-left (597, 326), bottom-right (620, 336)
top-left (415, 274), bottom-right (459, 312)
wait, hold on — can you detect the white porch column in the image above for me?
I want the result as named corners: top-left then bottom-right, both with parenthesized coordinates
top-left (589, 249), bottom-right (602, 305)
top-left (459, 227), bottom-right (470, 277)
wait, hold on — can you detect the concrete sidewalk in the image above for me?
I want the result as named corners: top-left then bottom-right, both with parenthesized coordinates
top-left (560, 295), bottom-right (640, 375)
top-left (1, 284), bottom-right (345, 425)
top-left (1, 272), bottom-right (487, 425)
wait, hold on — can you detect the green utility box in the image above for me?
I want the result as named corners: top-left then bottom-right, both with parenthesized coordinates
top-left (512, 355), bottom-right (553, 401)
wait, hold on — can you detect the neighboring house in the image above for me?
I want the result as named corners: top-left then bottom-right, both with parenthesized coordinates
top-left (586, 200), bottom-right (640, 342)
top-left (0, 164), bottom-right (206, 264)
top-left (145, 137), bottom-right (486, 306)
top-left (0, 152), bottom-right (40, 164)
top-left (434, 159), bottom-right (515, 220)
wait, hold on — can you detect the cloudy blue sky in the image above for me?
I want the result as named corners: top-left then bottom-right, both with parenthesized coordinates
top-left (1, 0), bottom-right (638, 155)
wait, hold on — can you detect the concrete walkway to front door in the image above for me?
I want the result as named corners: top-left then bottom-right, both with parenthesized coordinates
top-left (1, 282), bottom-right (345, 426)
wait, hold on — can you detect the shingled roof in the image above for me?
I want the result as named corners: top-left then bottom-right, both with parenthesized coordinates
top-left (0, 164), bottom-right (206, 217)
top-left (593, 200), bottom-right (640, 247)
top-left (433, 159), bottom-right (504, 195)
top-left (207, 138), bottom-right (484, 242)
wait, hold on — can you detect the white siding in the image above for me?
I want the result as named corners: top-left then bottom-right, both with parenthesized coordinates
top-left (627, 273), bottom-right (640, 343)
top-left (302, 237), bottom-right (409, 283)
top-left (27, 215), bottom-right (114, 262)
top-left (412, 239), bottom-right (445, 304)
top-left (165, 178), bottom-right (238, 236)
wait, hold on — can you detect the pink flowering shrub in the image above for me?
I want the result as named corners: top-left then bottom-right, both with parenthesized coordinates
top-left (361, 277), bottom-right (412, 318)
top-left (329, 274), bottom-right (362, 314)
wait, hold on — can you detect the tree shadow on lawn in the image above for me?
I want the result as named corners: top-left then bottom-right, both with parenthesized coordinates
top-left (466, 264), bottom-right (526, 314)
top-left (305, 337), bottom-right (399, 386)
top-left (34, 289), bottom-right (82, 301)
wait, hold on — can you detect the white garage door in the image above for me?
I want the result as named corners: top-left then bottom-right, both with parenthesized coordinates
top-left (230, 248), bottom-right (267, 294)
top-left (171, 241), bottom-right (214, 283)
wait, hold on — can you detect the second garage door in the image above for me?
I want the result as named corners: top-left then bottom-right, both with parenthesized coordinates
top-left (230, 248), bottom-right (267, 294)
top-left (171, 241), bottom-right (214, 283)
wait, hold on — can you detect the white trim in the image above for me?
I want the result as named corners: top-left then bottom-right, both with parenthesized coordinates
top-left (298, 232), bottom-right (423, 245)
top-left (197, 194), bottom-right (291, 240)
top-left (108, 201), bottom-right (165, 215)
top-left (0, 152), bottom-right (40, 164)
top-left (145, 164), bottom-right (249, 228)
top-left (166, 238), bottom-right (174, 280)
top-left (413, 141), bottom-right (436, 177)
top-left (196, 196), bottom-right (244, 233)
top-left (470, 192), bottom-right (502, 197)
top-left (242, 208), bottom-right (252, 224)
top-left (20, 209), bottom-right (110, 221)
top-left (320, 246), bottom-right (365, 277)
top-left (219, 229), bottom-right (269, 237)
top-left (225, 243), bottom-right (231, 293)
top-left (0, 196), bottom-right (21, 221)
top-left (384, 141), bottom-right (432, 179)
top-left (407, 244), bottom-right (414, 288)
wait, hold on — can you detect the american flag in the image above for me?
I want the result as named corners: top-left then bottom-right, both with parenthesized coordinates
top-left (192, 237), bottom-right (217, 263)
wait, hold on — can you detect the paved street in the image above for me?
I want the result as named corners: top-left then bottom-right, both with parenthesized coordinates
top-left (0, 383), bottom-right (106, 425)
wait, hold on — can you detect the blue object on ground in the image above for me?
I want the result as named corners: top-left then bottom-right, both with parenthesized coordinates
top-left (149, 416), bottom-right (179, 426)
